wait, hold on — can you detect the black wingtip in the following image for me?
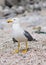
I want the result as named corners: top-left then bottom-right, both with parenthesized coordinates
top-left (33, 39), bottom-right (37, 42)
top-left (12, 38), bottom-right (18, 43)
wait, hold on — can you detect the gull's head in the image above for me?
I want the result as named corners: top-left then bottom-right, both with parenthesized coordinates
top-left (7, 17), bottom-right (19, 23)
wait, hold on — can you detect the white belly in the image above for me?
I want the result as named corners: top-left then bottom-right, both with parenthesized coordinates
top-left (12, 28), bottom-right (27, 42)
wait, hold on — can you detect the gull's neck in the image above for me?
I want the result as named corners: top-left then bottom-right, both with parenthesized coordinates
top-left (12, 23), bottom-right (20, 29)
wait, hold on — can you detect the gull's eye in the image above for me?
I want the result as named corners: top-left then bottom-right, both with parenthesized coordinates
top-left (14, 19), bottom-right (15, 20)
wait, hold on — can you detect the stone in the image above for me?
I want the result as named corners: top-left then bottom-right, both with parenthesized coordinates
top-left (15, 6), bottom-right (25, 14)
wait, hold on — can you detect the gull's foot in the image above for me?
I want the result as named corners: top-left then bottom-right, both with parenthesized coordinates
top-left (22, 49), bottom-right (27, 54)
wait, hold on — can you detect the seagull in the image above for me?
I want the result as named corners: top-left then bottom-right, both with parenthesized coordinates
top-left (7, 18), bottom-right (37, 53)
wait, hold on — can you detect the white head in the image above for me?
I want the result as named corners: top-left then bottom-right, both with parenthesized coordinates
top-left (12, 18), bottom-right (20, 29)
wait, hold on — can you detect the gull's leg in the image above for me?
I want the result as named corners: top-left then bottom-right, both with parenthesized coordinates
top-left (26, 41), bottom-right (28, 51)
top-left (12, 42), bottom-right (20, 54)
top-left (14, 42), bottom-right (20, 53)
top-left (18, 42), bottom-right (20, 52)
top-left (22, 41), bottom-right (28, 53)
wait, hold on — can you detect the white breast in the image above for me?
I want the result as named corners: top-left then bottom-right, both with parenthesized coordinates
top-left (12, 23), bottom-right (27, 42)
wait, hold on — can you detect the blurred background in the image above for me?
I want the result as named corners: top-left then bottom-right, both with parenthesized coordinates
top-left (0, 0), bottom-right (46, 18)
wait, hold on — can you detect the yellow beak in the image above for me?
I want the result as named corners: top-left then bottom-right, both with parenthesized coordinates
top-left (7, 19), bottom-right (13, 23)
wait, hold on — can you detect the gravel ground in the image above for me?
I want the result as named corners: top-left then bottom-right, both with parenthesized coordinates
top-left (0, 9), bottom-right (46, 65)
top-left (0, 20), bottom-right (46, 65)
